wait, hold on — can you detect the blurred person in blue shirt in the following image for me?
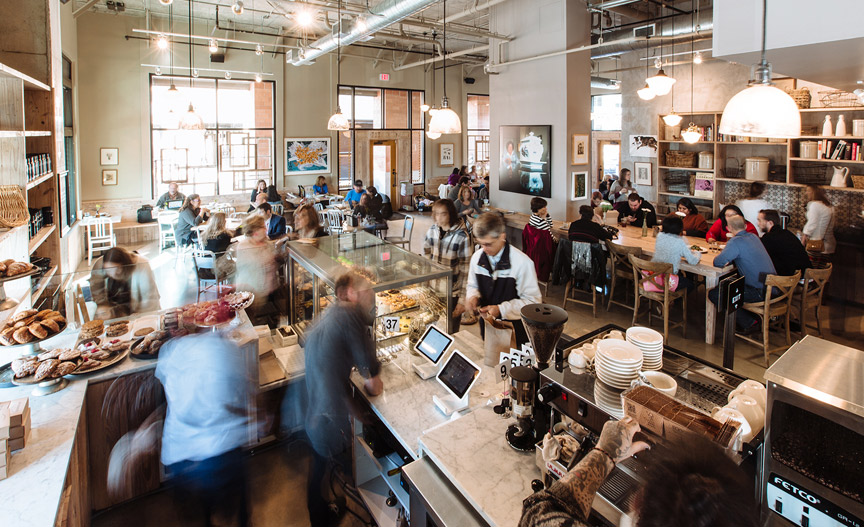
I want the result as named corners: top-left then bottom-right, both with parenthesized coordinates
top-left (344, 179), bottom-right (366, 207)
top-left (155, 330), bottom-right (254, 527)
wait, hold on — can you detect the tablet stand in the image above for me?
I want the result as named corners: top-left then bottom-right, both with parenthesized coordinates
top-left (433, 393), bottom-right (470, 416)
top-left (412, 361), bottom-right (439, 380)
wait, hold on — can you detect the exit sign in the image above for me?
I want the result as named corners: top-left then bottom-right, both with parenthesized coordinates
top-left (379, 73), bottom-right (390, 81)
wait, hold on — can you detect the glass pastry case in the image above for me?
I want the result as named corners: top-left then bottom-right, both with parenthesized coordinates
top-left (284, 232), bottom-right (454, 359)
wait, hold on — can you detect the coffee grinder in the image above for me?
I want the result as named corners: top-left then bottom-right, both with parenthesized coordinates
top-left (505, 304), bottom-right (568, 451)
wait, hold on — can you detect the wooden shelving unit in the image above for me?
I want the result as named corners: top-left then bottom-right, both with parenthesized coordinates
top-left (25, 171), bottom-right (53, 190)
top-left (28, 224), bottom-right (56, 254)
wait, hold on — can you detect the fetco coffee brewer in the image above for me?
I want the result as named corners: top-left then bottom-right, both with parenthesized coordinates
top-left (505, 304), bottom-right (568, 451)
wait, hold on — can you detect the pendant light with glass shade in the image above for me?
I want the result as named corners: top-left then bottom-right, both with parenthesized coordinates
top-left (426, 0), bottom-right (461, 135)
top-left (681, 13), bottom-right (701, 144)
top-left (637, 36), bottom-right (656, 101)
top-left (180, 0), bottom-right (205, 131)
top-left (327, 0), bottom-right (350, 131)
top-left (718, 0), bottom-right (800, 139)
top-left (426, 50), bottom-right (441, 139)
top-left (661, 19), bottom-right (682, 127)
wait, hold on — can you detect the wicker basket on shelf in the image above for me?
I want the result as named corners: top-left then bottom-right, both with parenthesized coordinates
top-left (787, 87), bottom-right (811, 109)
top-left (0, 185), bottom-right (30, 228)
top-left (664, 151), bottom-right (698, 168)
top-left (818, 90), bottom-right (864, 108)
top-left (851, 175), bottom-right (864, 189)
top-left (792, 164), bottom-right (830, 186)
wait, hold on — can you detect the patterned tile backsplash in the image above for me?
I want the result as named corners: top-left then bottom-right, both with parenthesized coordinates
top-left (721, 182), bottom-right (864, 230)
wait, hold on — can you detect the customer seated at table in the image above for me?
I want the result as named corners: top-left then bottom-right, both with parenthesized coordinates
top-left (569, 205), bottom-right (612, 243)
top-left (609, 168), bottom-right (633, 203)
top-left (353, 193), bottom-right (384, 225)
top-left (447, 167), bottom-right (461, 186)
top-left (90, 247), bottom-right (161, 319)
top-left (448, 176), bottom-right (471, 201)
top-left (290, 203), bottom-right (327, 239)
top-left (671, 197), bottom-right (710, 238)
top-left (367, 186), bottom-right (384, 216)
top-left (652, 216), bottom-right (701, 291)
top-left (247, 191), bottom-right (268, 213)
top-left (423, 199), bottom-right (473, 332)
top-left (598, 174), bottom-right (613, 201)
top-left (175, 194), bottom-right (210, 247)
top-left (200, 212), bottom-right (233, 255)
top-left (520, 419), bottom-right (759, 527)
top-left (256, 202), bottom-right (286, 240)
top-left (591, 192), bottom-right (609, 223)
top-left (155, 182), bottom-right (186, 209)
top-left (528, 197), bottom-right (553, 231)
top-left (455, 185), bottom-right (480, 218)
top-left (758, 209), bottom-right (811, 277)
top-left (344, 180), bottom-right (366, 208)
top-left (709, 215), bottom-right (776, 333)
top-left (613, 192), bottom-right (657, 227)
top-left (312, 176), bottom-right (329, 196)
top-left (468, 165), bottom-right (479, 182)
top-left (736, 182), bottom-right (771, 235)
top-left (248, 179), bottom-right (280, 211)
top-left (706, 204), bottom-right (758, 243)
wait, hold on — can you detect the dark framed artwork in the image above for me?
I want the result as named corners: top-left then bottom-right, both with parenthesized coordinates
top-left (499, 125), bottom-right (551, 198)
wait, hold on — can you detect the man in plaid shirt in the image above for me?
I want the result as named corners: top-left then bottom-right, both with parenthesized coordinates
top-left (423, 199), bottom-right (473, 332)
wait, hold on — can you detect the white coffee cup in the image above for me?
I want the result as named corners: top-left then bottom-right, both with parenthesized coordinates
top-left (607, 330), bottom-right (624, 340)
top-left (729, 380), bottom-right (767, 411)
top-left (580, 343), bottom-right (596, 362)
top-left (726, 395), bottom-right (765, 433)
top-left (711, 406), bottom-right (754, 443)
top-left (642, 371), bottom-right (677, 396)
top-left (569, 349), bottom-right (588, 369)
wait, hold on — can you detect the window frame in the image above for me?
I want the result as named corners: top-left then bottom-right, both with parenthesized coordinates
top-left (466, 93), bottom-right (490, 171)
top-left (148, 74), bottom-right (277, 197)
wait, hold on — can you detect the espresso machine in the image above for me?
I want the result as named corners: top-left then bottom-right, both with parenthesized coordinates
top-left (504, 304), bottom-right (568, 451)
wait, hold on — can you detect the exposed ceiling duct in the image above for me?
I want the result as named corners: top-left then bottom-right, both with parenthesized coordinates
top-left (591, 76), bottom-right (620, 89)
top-left (591, 16), bottom-right (713, 60)
top-left (289, 0), bottom-right (438, 66)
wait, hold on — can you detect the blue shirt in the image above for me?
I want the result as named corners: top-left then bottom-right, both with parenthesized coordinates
top-left (345, 188), bottom-right (365, 204)
top-left (313, 183), bottom-right (328, 195)
top-left (713, 231), bottom-right (776, 290)
top-left (652, 232), bottom-right (701, 274)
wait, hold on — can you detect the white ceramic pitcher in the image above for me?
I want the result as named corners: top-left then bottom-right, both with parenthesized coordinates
top-left (830, 166), bottom-right (850, 187)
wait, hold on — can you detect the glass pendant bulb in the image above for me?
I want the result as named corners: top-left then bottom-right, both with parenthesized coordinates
top-left (428, 97), bottom-right (461, 134)
top-left (327, 106), bottom-right (350, 131)
top-left (180, 103), bottom-right (205, 130)
top-left (209, 39), bottom-right (219, 53)
top-left (166, 83), bottom-right (184, 110)
top-left (682, 123), bottom-right (702, 143)
top-left (420, 103), bottom-right (430, 113)
top-left (646, 69), bottom-right (676, 96)
top-left (662, 111), bottom-right (683, 127)
top-left (637, 83), bottom-right (656, 101)
top-left (255, 73), bottom-right (262, 83)
top-left (159, 0), bottom-right (173, 5)
top-left (157, 34), bottom-right (169, 49)
top-left (255, 44), bottom-right (263, 56)
top-left (426, 130), bottom-right (441, 140)
top-left (693, 51), bottom-right (703, 64)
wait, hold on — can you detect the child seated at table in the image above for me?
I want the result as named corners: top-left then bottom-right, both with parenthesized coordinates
top-left (651, 215), bottom-right (701, 291)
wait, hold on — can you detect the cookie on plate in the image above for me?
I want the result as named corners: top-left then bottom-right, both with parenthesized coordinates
top-left (54, 361), bottom-right (78, 377)
top-left (35, 309), bottom-right (54, 320)
top-left (13, 326), bottom-right (33, 344)
top-left (106, 323), bottom-right (129, 337)
top-left (80, 319), bottom-right (104, 339)
top-left (38, 348), bottom-right (63, 361)
top-left (40, 318), bottom-right (60, 333)
top-left (0, 327), bottom-right (17, 346)
top-left (11, 357), bottom-right (38, 377)
top-left (58, 348), bottom-right (81, 361)
top-left (75, 359), bottom-right (103, 373)
top-left (11, 309), bottom-right (38, 324)
top-left (28, 322), bottom-right (48, 340)
top-left (34, 359), bottom-right (60, 381)
top-left (134, 327), bottom-right (154, 337)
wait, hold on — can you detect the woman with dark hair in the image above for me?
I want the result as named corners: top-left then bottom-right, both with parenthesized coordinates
top-left (423, 199), bottom-right (472, 331)
top-left (175, 194), bottom-right (209, 247)
top-left (706, 204), bottom-right (758, 243)
top-left (801, 184), bottom-right (835, 267)
top-left (250, 180), bottom-right (268, 209)
top-left (291, 203), bottom-right (327, 239)
top-left (569, 205), bottom-right (612, 243)
top-left (447, 167), bottom-right (461, 186)
top-left (609, 169), bottom-right (633, 203)
top-left (672, 197), bottom-right (710, 237)
top-left (90, 247), bottom-right (161, 318)
top-left (455, 185), bottom-right (480, 218)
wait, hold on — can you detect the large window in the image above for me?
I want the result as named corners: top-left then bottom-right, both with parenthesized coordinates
top-left (591, 94), bottom-right (622, 131)
top-left (337, 85), bottom-right (426, 190)
top-left (150, 75), bottom-right (275, 197)
top-left (467, 94), bottom-right (490, 176)
top-left (61, 55), bottom-right (77, 232)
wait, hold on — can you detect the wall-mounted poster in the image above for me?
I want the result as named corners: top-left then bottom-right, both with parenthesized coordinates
top-left (571, 134), bottom-right (589, 165)
top-left (634, 162), bottom-right (652, 186)
top-left (629, 135), bottom-right (658, 157)
top-left (285, 137), bottom-right (330, 175)
top-left (102, 169), bottom-right (118, 186)
top-left (100, 147), bottom-right (119, 166)
top-left (439, 143), bottom-right (455, 166)
top-left (499, 125), bottom-right (551, 198)
top-left (571, 171), bottom-right (588, 201)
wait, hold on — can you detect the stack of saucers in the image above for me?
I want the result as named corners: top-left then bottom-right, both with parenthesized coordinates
top-left (594, 378), bottom-right (625, 418)
top-left (595, 339), bottom-right (643, 389)
top-left (626, 326), bottom-right (664, 371)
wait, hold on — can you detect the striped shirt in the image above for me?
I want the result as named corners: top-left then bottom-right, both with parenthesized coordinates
top-left (423, 221), bottom-right (473, 304)
top-left (529, 213), bottom-right (553, 231)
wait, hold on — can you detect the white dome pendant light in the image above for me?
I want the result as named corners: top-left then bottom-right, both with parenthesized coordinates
top-left (427, 0), bottom-right (461, 135)
top-left (662, 22), bottom-right (682, 127)
top-left (719, 0), bottom-right (800, 139)
top-left (681, 9), bottom-right (701, 144)
top-left (637, 36), bottom-right (655, 101)
top-left (327, 0), bottom-right (350, 130)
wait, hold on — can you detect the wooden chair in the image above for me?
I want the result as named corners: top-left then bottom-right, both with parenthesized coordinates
top-left (563, 241), bottom-right (599, 317)
top-left (736, 272), bottom-right (801, 366)
top-left (157, 211), bottom-right (179, 252)
top-left (384, 214), bottom-right (414, 251)
top-left (191, 250), bottom-right (231, 302)
top-left (792, 264), bottom-right (832, 338)
top-left (86, 217), bottom-right (116, 266)
top-left (606, 241), bottom-right (642, 313)
top-left (629, 255), bottom-right (687, 341)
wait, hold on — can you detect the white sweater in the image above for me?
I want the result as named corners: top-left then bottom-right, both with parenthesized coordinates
top-left (802, 201), bottom-right (836, 254)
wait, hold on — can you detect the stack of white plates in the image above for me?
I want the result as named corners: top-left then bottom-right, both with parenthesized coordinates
top-left (626, 326), bottom-right (664, 371)
top-left (595, 339), bottom-right (643, 389)
top-left (594, 378), bottom-right (625, 418)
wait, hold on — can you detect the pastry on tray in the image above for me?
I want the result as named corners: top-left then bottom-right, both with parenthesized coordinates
top-left (11, 357), bottom-right (38, 378)
top-left (106, 323), bottom-right (129, 337)
top-left (58, 348), bottom-right (81, 361)
top-left (80, 319), bottom-right (105, 340)
top-left (54, 361), bottom-right (78, 377)
top-left (38, 348), bottom-right (62, 361)
top-left (134, 327), bottom-right (154, 337)
top-left (34, 359), bottom-right (59, 381)
top-left (75, 359), bottom-right (103, 373)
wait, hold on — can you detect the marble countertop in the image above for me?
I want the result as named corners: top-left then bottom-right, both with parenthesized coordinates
top-left (352, 331), bottom-right (508, 458)
top-left (0, 316), bottom-right (260, 527)
top-left (419, 404), bottom-right (541, 527)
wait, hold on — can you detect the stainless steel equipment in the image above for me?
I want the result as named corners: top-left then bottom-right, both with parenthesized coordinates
top-left (521, 304), bottom-right (568, 369)
top-left (506, 365), bottom-right (539, 451)
top-left (762, 336), bottom-right (864, 527)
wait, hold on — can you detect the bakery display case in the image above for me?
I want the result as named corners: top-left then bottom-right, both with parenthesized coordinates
top-left (284, 232), bottom-right (454, 358)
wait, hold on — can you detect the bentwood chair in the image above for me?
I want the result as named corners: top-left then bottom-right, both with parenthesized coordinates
top-left (158, 211), bottom-right (179, 252)
top-left (736, 272), bottom-right (801, 366)
top-left (629, 255), bottom-right (687, 341)
top-left (384, 215), bottom-right (414, 252)
top-left (792, 264), bottom-right (832, 339)
top-left (605, 241), bottom-right (642, 314)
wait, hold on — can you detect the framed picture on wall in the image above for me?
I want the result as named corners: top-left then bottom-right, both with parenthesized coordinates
top-left (100, 147), bottom-right (119, 166)
top-left (629, 135), bottom-right (658, 157)
top-left (439, 143), bottom-right (455, 166)
top-left (571, 171), bottom-right (588, 201)
top-left (634, 162), bottom-right (652, 186)
top-left (285, 137), bottom-right (330, 175)
top-left (571, 134), bottom-right (589, 165)
top-left (102, 169), bottom-right (118, 186)
top-left (499, 125), bottom-right (551, 198)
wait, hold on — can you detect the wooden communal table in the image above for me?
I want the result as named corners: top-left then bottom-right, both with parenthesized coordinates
top-left (492, 208), bottom-right (732, 344)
